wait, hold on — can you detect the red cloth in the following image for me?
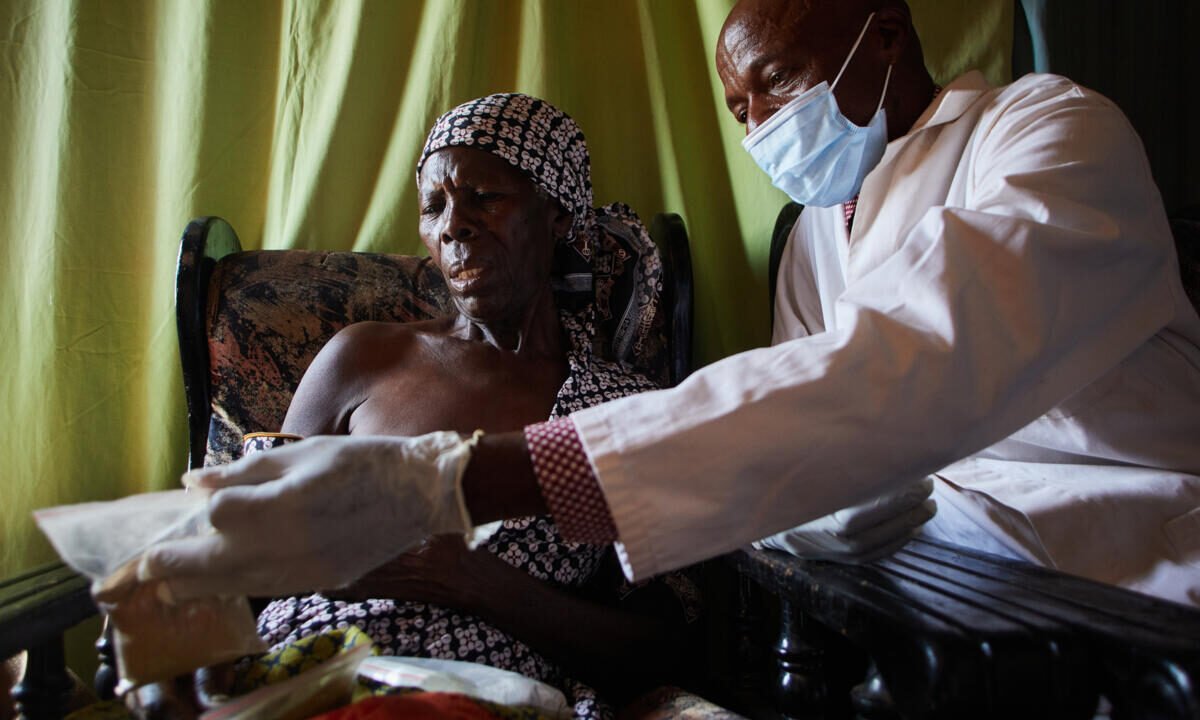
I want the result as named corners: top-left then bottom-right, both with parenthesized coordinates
top-left (311, 693), bottom-right (505, 720)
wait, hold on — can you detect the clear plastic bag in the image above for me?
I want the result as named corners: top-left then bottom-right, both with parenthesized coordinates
top-left (34, 490), bottom-right (266, 691)
top-left (199, 642), bottom-right (370, 720)
top-left (356, 656), bottom-right (571, 719)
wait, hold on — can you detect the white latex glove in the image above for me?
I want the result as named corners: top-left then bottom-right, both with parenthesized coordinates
top-left (752, 476), bottom-right (936, 563)
top-left (138, 432), bottom-right (497, 601)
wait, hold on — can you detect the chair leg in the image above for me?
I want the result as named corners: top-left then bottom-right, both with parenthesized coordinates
top-left (2, 652), bottom-right (27, 720)
top-left (12, 637), bottom-right (71, 720)
top-left (774, 599), bottom-right (865, 719)
top-left (775, 598), bottom-right (829, 718)
top-left (94, 617), bottom-right (117, 700)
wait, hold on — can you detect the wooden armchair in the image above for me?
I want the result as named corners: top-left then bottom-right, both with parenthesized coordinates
top-left (176, 213), bottom-right (693, 469)
top-left (0, 211), bottom-right (709, 719)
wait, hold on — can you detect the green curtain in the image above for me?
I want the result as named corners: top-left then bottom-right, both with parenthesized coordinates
top-left (0, 0), bottom-right (1012, 578)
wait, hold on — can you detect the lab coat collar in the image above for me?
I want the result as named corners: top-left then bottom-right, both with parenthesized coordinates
top-left (908, 70), bottom-right (992, 135)
top-left (850, 71), bottom-right (991, 265)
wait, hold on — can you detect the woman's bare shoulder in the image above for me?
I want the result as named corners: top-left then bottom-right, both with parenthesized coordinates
top-left (283, 320), bottom-right (456, 435)
top-left (324, 318), bottom-right (456, 363)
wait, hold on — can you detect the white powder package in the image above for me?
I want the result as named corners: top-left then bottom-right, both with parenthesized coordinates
top-left (34, 490), bottom-right (266, 691)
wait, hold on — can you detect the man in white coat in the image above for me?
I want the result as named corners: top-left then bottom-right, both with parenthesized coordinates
top-left (144, 0), bottom-right (1200, 607)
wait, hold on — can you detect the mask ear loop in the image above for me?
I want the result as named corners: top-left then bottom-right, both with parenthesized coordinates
top-left (830, 12), bottom-right (877, 92)
top-left (876, 64), bottom-right (893, 114)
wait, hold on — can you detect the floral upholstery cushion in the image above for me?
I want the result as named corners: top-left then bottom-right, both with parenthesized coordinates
top-left (204, 251), bottom-right (452, 466)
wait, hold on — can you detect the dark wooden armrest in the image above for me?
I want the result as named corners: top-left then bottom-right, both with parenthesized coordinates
top-left (0, 563), bottom-right (103, 718)
top-left (650, 212), bottom-right (693, 386)
top-left (0, 563), bottom-right (94, 661)
top-left (176, 216), bottom-right (243, 470)
top-left (727, 538), bottom-right (1200, 719)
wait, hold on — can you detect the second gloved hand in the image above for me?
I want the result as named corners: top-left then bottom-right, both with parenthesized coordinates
top-left (138, 432), bottom-right (493, 601)
top-left (753, 476), bottom-right (936, 563)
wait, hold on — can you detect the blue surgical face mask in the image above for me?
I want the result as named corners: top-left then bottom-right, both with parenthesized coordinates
top-left (742, 13), bottom-right (892, 207)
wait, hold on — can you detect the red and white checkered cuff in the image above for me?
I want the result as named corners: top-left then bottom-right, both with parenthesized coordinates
top-left (524, 417), bottom-right (619, 544)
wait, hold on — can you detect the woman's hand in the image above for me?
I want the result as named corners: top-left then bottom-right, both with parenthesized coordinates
top-left (125, 663), bottom-right (236, 719)
top-left (324, 535), bottom-right (489, 610)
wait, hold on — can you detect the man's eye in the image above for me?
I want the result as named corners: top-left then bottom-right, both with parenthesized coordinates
top-left (736, 109), bottom-right (748, 124)
top-left (768, 71), bottom-right (787, 88)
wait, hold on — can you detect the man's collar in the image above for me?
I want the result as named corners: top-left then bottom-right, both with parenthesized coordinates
top-left (908, 70), bottom-right (992, 135)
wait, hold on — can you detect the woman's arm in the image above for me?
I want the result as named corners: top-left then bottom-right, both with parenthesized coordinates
top-left (329, 535), bottom-right (691, 695)
top-left (472, 553), bottom-right (694, 695)
top-left (281, 325), bottom-right (380, 436)
top-left (460, 432), bottom-right (547, 520)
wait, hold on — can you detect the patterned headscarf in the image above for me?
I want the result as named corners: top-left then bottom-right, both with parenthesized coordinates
top-left (417, 94), bottom-right (669, 387)
top-left (417, 93), bottom-right (594, 253)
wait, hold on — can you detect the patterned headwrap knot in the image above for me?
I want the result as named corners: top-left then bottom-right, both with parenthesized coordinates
top-left (417, 93), bottom-right (595, 255)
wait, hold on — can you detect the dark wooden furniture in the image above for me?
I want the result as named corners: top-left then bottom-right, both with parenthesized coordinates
top-left (652, 212), bottom-right (694, 386)
top-left (726, 540), bottom-right (1200, 719)
top-left (0, 564), bottom-right (107, 719)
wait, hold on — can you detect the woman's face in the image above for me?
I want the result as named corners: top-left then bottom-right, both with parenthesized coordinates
top-left (418, 147), bottom-right (570, 323)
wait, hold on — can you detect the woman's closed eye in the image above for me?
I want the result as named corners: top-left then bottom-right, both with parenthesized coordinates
top-left (421, 199), bottom-right (445, 216)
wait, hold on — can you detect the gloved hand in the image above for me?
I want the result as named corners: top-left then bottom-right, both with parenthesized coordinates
top-left (138, 432), bottom-right (496, 601)
top-left (752, 476), bottom-right (936, 563)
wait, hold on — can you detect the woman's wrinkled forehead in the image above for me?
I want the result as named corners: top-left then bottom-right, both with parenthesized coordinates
top-left (417, 93), bottom-right (593, 238)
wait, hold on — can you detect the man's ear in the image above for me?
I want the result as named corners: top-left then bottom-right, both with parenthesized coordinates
top-left (873, 5), bottom-right (911, 65)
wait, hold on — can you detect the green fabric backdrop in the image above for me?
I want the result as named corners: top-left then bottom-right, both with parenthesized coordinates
top-left (0, 0), bottom-right (1011, 578)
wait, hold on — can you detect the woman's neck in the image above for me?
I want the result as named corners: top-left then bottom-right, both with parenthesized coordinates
top-left (454, 287), bottom-right (564, 359)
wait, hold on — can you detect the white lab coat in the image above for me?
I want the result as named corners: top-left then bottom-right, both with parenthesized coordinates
top-left (572, 72), bottom-right (1200, 606)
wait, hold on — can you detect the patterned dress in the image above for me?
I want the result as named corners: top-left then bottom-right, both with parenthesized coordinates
top-left (256, 310), bottom-right (665, 720)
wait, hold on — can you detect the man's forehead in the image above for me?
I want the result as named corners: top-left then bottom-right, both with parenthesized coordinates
top-left (719, 0), bottom-right (822, 68)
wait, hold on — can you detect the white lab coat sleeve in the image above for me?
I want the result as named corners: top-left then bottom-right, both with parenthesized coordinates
top-left (572, 81), bottom-right (1179, 581)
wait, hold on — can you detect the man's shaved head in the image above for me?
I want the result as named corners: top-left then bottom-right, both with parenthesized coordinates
top-left (718, 0), bottom-right (885, 65)
top-left (716, 0), bottom-right (932, 139)
top-left (718, 0), bottom-right (819, 53)
top-left (718, 0), bottom-right (910, 53)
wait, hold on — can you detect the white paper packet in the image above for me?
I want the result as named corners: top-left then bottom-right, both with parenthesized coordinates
top-left (34, 490), bottom-right (266, 691)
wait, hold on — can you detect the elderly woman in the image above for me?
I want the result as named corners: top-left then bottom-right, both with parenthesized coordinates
top-left (252, 94), bottom-right (696, 719)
